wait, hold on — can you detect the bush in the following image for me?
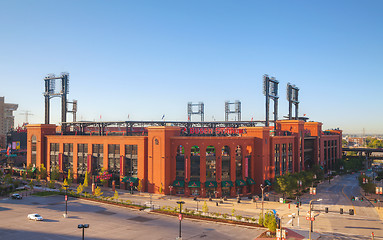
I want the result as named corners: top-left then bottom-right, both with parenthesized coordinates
top-left (263, 212), bottom-right (277, 233)
top-left (258, 214), bottom-right (264, 226)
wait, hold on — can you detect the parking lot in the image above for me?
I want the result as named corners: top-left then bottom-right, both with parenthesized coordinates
top-left (0, 194), bottom-right (263, 240)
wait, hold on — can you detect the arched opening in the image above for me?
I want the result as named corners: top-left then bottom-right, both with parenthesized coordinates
top-left (205, 146), bottom-right (216, 197)
top-left (221, 146), bottom-right (231, 197)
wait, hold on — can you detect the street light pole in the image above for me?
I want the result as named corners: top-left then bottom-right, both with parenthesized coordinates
top-left (260, 184), bottom-right (267, 219)
top-left (176, 201), bottom-right (185, 240)
top-left (309, 198), bottom-right (322, 240)
top-left (63, 184), bottom-right (69, 218)
top-left (78, 224), bottom-right (89, 240)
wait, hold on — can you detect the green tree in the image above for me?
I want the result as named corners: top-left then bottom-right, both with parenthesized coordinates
top-left (26, 164), bottom-right (34, 178)
top-left (39, 164), bottom-right (47, 180)
top-left (258, 214), bottom-right (264, 226)
top-left (22, 171), bottom-right (27, 181)
top-left (94, 186), bottom-right (103, 197)
top-left (83, 171), bottom-right (89, 187)
top-left (4, 174), bottom-right (13, 184)
top-left (263, 211), bottom-right (277, 233)
top-left (113, 190), bottom-right (119, 200)
top-left (159, 183), bottom-right (163, 194)
top-left (62, 178), bottom-right (69, 191)
top-left (202, 201), bottom-right (209, 214)
top-left (50, 167), bottom-right (60, 181)
top-left (77, 183), bottom-right (84, 195)
top-left (231, 208), bottom-right (235, 220)
top-left (47, 180), bottom-right (55, 189)
top-left (28, 179), bottom-right (34, 190)
top-left (67, 169), bottom-right (73, 185)
top-left (137, 179), bottom-right (143, 192)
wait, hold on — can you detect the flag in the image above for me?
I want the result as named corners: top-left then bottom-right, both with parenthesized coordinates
top-left (7, 145), bottom-right (10, 155)
top-left (303, 114), bottom-right (306, 116)
top-left (161, 115), bottom-right (165, 120)
top-left (251, 117), bottom-right (253, 122)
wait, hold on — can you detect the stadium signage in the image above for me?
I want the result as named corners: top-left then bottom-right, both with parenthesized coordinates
top-left (182, 127), bottom-right (247, 135)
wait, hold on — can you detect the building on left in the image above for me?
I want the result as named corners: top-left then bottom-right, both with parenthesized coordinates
top-left (0, 97), bottom-right (18, 148)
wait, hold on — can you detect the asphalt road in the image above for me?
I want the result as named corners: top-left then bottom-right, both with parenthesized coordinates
top-left (0, 195), bottom-right (264, 240)
top-left (292, 173), bottom-right (383, 239)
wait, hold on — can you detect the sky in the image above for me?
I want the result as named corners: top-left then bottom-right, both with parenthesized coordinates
top-left (0, 1), bottom-right (382, 134)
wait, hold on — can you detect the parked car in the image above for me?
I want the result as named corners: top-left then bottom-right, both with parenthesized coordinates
top-left (11, 193), bottom-right (22, 199)
top-left (27, 213), bottom-right (43, 221)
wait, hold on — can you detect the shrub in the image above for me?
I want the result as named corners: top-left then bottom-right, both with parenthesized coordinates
top-left (258, 214), bottom-right (264, 226)
top-left (235, 215), bottom-right (242, 221)
top-left (263, 212), bottom-right (277, 233)
top-left (202, 201), bottom-right (209, 214)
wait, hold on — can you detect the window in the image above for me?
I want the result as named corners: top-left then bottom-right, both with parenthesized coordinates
top-left (206, 146), bottom-right (216, 181)
top-left (282, 144), bottom-right (286, 174)
top-left (63, 143), bottom-right (73, 173)
top-left (125, 145), bottom-right (138, 177)
top-left (288, 143), bottom-right (293, 172)
top-left (92, 144), bottom-right (104, 174)
top-left (221, 146), bottom-right (231, 181)
top-left (176, 145), bottom-right (185, 180)
top-left (235, 146), bottom-right (242, 180)
top-left (190, 146), bottom-right (200, 181)
top-left (31, 135), bottom-right (37, 167)
top-left (77, 144), bottom-right (88, 174)
top-left (50, 143), bottom-right (60, 172)
top-left (108, 144), bottom-right (120, 174)
top-left (275, 144), bottom-right (280, 176)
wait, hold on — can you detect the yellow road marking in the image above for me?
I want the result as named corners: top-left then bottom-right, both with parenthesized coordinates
top-left (342, 186), bottom-right (356, 215)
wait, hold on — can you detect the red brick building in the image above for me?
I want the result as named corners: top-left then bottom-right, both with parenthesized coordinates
top-left (27, 120), bottom-right (342, 197)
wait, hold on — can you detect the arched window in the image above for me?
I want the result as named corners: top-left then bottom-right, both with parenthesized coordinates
top-left (235, 145), bottom-right (242, 179)
top-left (176, 145), bottom-right (185, 180)
top-left (221, 146), bottom-right (230, 181)
top-left (206, 146), bottom-right (216, 181)
top-left (190, 146), bottom-right (200, 181)
top-left (31, 135), bottom-right (37, 167)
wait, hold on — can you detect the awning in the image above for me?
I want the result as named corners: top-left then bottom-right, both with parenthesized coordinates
top-left (121, 176), bottom-right (139, 183)
top-left (205, 181), bottom-right (217, 188)
top-left (221, 180), bottom-right (234, 188)
top-left (172, 180), bottom-right (185, 187)
top-left (188, 181), bottom-right (201, 188)
top-left (235, 179), bottom-right (247, 186)
top-left (265, 180), bottom-right (272, 186)
top-left (246, 177), bottom-right (256, 185)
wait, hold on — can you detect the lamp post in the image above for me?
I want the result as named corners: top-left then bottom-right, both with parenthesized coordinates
top-left (176, 201), bottom-right (185, 240)
top-left (309, 198), bottom-right (322, 240)
top-left (260, 184), bottom-right (268, 219)
top-left (78, 224), bottom-right (89, 240)
top-left (63, 184), bottom-right (69, 218)
top-left (194, 198), bottom-right (199, 211)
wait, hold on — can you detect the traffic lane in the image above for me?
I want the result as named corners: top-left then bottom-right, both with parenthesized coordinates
top-left (0, 196), bottom-right (263, 240)
top-left (310, 214), bottom-right (383, 240)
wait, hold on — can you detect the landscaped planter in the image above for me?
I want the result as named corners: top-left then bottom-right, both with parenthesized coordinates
top-left (152, 209), bottom-right (262, 228)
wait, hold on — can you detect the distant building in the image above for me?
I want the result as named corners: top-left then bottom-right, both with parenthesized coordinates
top-left (348, 137), bottom-right (365, 147)
top-left (0, 97), bottom-right (18, 148)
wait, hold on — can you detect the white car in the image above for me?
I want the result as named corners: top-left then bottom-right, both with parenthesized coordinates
top-left (27, 213), bottom-right (43, 221)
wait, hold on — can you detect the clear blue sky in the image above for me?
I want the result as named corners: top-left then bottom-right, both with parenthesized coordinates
top-left (1, 1), bottom-right (382, 134)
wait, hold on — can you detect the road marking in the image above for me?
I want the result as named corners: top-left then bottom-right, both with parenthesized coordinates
top-left (342, 186), bottom-right (356, 215)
